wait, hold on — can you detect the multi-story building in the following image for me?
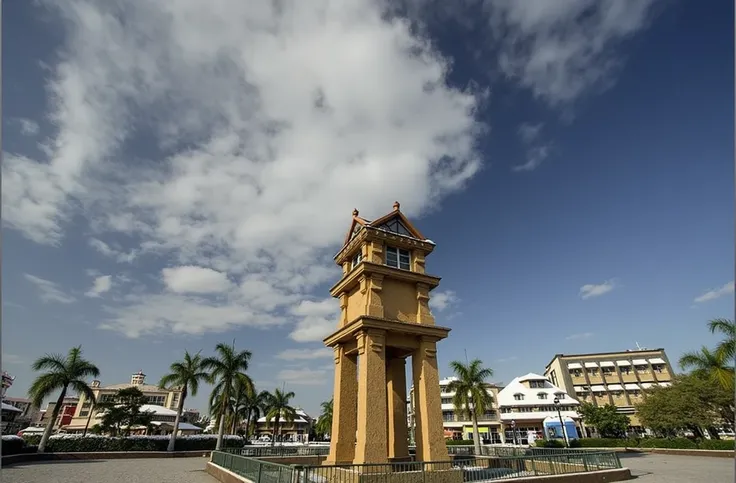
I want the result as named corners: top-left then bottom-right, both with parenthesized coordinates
top-left (255, 408), bottom-right (313, 442)
top-left (3, 397), bottom-right (42, 425)
top-left (37, 396), bottom-right (80, 429)
top-left (409, 376), bottom-right (503, 444)
top-left (497, 373), bottom-right (580, 445)
top-left (64, 370), bottom-right (183, 433)
top-left (544, 348), bottom-right (675, 435)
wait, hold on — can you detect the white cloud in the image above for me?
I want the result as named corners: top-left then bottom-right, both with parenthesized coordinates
top-left (566, 332), bottom-right (593, 341)
top-left (88, 238), bottom-right (138, 263)
top-left (429, 290), bottom-right (457, 312)
top-left (17, 118), bottom-right (40, 136)
top-left (488, 0), bottom-right (661, 106)
top-left (275, 348), bottom-right (333, 361)
top-left (276, 367), bottom-right (332, 386)
top-left (162, 266), bottom-right (232, 294)
top-left (3, 0), bottom-right (483, 338)
top-left (579, 279), bottom-right (616, 300)
top-left (517, 122), bottom-right (543, 144)
top-left (289, 299), bottom-right (340, 343)
top-left (694, 281), bottom-right (734, 304)
top-left (513, 144), bottom-right (550, 172)
top-left (85, 275), bottom-right (112, 298)
top-left (24, 274), bottom-right (76, 304)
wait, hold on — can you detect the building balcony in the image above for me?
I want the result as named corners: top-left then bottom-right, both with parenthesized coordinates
top-left (603, 374), bottom-right (620, 384)
top-left (586, 374), bottom-right (604, 384)
top-left (620, 373), bottom-right (638, 383)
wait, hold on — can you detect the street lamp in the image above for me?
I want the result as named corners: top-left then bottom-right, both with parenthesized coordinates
top-left (553, 397), bottom-right (569, 447)
top-left (510, 420), bottom-right (516, 445)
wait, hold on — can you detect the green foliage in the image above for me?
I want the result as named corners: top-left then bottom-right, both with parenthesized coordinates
top-left (639, 438), bottom-right (697, 449)
top-left (314, 399), bottom-right (333, 438)
top-left (708, 318), bottom-right (735, 363)
top-left (96, 387), bottom-right (154, 437)
top-left (264, 388), bottom-right (297, 446)
top-left (535, 439), bottom-right (565, 448)
top-left (41, 435), bottom-right (243, 452)
top-left (636, 374), bottom-right (734, 436)
top-left (447, 359), bottom-right (494, 454)
top-left (698, 439), bottom-right (735, 450)
top-left (568, 439), bottom-right (582, 448)
top-left (2, 436), bottom-right (29, 455)
top-left (576, 438), bottom-right (640, 448)
top-left (576, 402), bottom-right (630, 438)
top-left (680, 318), bottom-right (735, 391)
top-left (445, 439), bottom-right (474, 445)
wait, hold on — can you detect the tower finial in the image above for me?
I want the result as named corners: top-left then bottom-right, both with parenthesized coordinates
top-left (393, 201), bottom-right (400, 211)
top-left (352, 208), bottom-right (359, 217)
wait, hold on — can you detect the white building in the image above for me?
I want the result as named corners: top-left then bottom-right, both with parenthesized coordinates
top-left (497, 373), bottom-right (580, 445)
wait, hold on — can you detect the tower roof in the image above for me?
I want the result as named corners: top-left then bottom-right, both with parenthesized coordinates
top-left (342, 201), bottom-right (426, 248)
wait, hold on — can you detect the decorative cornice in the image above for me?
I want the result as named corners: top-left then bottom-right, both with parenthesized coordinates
top-left (323, 315), bottom-right (450, 347)
top-left (329, 261), bottom-right (440, 297)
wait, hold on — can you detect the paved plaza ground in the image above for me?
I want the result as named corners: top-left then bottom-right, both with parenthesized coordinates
top-left (620, 452), bottom-right (733, 482)
top-left (2, 452), bottom-right (734, 483)
top-left (3, 456), bottom-right (216, 483)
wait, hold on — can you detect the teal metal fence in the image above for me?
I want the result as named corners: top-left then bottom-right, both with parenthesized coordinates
top-left (212, 449), bottom-right (621, 482)
top-left (211, 451), bottom-right (296, 483)
top-left (226, 446), bottom-right (331, 458)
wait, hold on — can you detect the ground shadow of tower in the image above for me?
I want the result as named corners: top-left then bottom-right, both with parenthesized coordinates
top-left (324, 202), bottom-right (451, 465)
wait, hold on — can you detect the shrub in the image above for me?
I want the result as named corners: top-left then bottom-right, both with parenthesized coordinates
top-left (43, 434), bottom-right (243, 453)
top-left (576, 438), bottom-right (639, 448)
top-left (535, 439), bottom-right (565, 448)
top-left (2, 435), bottom-right (26, 456)
top-left (698, 439), bottom-right (735, 451)
top-left (639, 438), bottom-right (697, 449)
top-left (446, 439), bottom-right (474, 446)
top-left (568, 439), bottom-right (582, 448)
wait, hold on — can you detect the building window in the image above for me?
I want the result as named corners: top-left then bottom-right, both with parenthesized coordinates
top-left (441, 397), bottom-right (453, 405)
top-left (602, 367), bottom-right (614, 375)
top-left (537, 393), bottom-right (547, 400)
top-left (79, 410), bottom-right (89, 417)
top-left (620, 367), bottom-right (631, 375)
top-left (570, 369), bottom-right (582, 377)
top-left (385, 246), bottom-right (410, 270)
top-left (555, 393), bottom-right (565, 400)
top-left (351, 252), bottom-right (363, 269)
top-left (652, 364), bottom-right (665, 373)
top-left (513, 393), bottom-right (524, 401)
top-left (549, 370), bottom-right (558, 387)
top-left (635, 365), bottom-right (648, 373)
top-left (588, 369), bottom-right (599, 376)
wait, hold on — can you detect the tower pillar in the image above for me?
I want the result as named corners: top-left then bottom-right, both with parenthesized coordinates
top-left (354, 330), bottom-right (389, 464)
top-left (386, 355), bottom-right (409, 461)
top-left (326, 346), bottom-right (358, 465)
top-left (411, 337), bottom-right (448, 462)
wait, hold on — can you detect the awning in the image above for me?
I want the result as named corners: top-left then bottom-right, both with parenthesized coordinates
top-left (632, 359), bottom-right (648, 365)
top-left (607, 384), bottom-right (623, 391)
top-left (658, 382), bottom-right (672, 388)
top-left (1, 403), bottom-right (22, 413)
top-left (584, 362), bottom-right (598, 368)
top-left (574, 387), bottom-right (587, 392)
top-left (616, 360), bottom-right (631, 366)
top-left (624, 384), bottom-right (640, 390)
top-left (567, 363), bottom-right (582, 369)
top-left (649, 358), bottom-right (665, 364)
top-left (599, 361), bottom-right (615, 368)
top-left (590, 385), bottom-right (606, 392)
top-left (640, 383), bottom-right (654, 389)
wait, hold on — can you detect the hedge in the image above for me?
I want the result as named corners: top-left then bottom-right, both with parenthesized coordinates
top-left (446, 439), bottom-right (474, 446)
top-left (576, 437), bottom-right (733, 450)
top-left (6, 435), bottom-right (243, 454)
top-left (577, 438), bottom-right (641, 448)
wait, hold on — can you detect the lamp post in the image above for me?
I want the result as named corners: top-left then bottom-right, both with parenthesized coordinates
top-left (511, 420), bottom-right (516, 445)
top-left (553, 398), bottom-right (569, 447)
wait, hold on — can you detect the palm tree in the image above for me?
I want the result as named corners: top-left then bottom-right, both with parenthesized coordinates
top-left (202, 342), bottom-right (254, 450)
top-left (28, 346), bottom-right (100, 453)
top-left (314, 399), bottom-right (333, 440)
top-left (239, 389), bottom-right (271, 440)
top-left (265, 388), bottom-right (296, 446)
top-left (159, 351), bottom-right (210, 452)
top-left (679, 346), bottom-right (734, 391)
top-left (446, 359), bottom-right (494, 456)
top-left (708, 318), bottom-right (735, 363)
top-left (229, 377), bottom-right (253, 435)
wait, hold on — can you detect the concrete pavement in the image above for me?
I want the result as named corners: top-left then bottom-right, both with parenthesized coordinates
top-left (3, 456), bottom-right (217, 483)
top-left (620, 452), bottom-right (733, 482)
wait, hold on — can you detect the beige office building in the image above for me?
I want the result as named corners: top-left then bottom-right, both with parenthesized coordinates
top-left (64, 370), bottom-right (183, 433)
top-left (544, 348), bottom-right (674, 434)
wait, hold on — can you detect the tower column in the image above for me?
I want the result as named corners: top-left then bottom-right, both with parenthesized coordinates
top-left (354, 330), bottom-right (388, 464)
top-left (387, 356), bottom-right (409, 461)
top-left (412, 337), bottom-right (448, 462)
top-left (326, 346), bottom-right (358, 465)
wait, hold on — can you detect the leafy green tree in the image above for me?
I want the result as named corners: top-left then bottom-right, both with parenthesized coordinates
top-left (203, 342), bottom-right (254, 450)
top-left (446, 359), bottom-right (494, 455)
top-left (97, 387), bottom-right (154, 436)
top-left (679, 346), bottom-right (734, 391)
top-left (314, 398), bottom-right (333, 440)
top-left (636, 374), bottom-right (734, 437)
top-left (265, 388), bottom-right (297, 446)
top-left (159, 350), bottom-right (210, 451)
top-left (28, 346), bottom-right (101, 453)
top-left (239, 389), bottom-right (271, 439)
top-left (709, 318), bottom-right (735, 362)
top-left (576, 403), bottom-right (630, 438)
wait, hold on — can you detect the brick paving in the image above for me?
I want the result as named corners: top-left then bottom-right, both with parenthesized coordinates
top-left (620, 453), bottom-right (733, 482)
top-left (3, 456), bottom-right (217, 483)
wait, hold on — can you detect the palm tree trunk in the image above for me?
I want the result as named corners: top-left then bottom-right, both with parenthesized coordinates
top-left (168, 387), bottom-right (187, 452)
top-left (216, 406), bottom-right (227, 451)
top-left (471, 412), bottom-right (481, 456)
top-left (38, 386), bottom-right (68, 453)
top-left (271, 416), bottom-right (280, 447)
top-left (244, 408), bottom-right (251, 439)
top-left (82, 403), bottom-right (95, 437)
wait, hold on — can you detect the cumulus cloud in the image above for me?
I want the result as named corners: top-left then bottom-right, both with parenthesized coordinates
top-left (17, 118), bottom-right (40, 136)
top-left (275, 348), bottom-right (334, 361)
top-left (85, 275), bottom-right (112, 298)
top-left (566, 332), bottom-right (593, 341)
top-left (289, 299), bottom-right (340, 343)
top-left (276, 367), bottom-right (332, 386)
top-left (694, 281), bottom-right (734, 304)
top-left (3, 0), bottom-right (483, 338)
top-left (24, 274), bottom-right (76, 304)
top-left (88, 238), bottom-right (138, 263)
top-left (162, 266), bottom-right (232, 294)
top-left (429, 290), bottom-right (457, 312)
top-left (579, 279), bottom-right (616, 300)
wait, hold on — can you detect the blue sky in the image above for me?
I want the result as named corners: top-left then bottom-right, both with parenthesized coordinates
top-left (3, 1), bottom-right (733, 418)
